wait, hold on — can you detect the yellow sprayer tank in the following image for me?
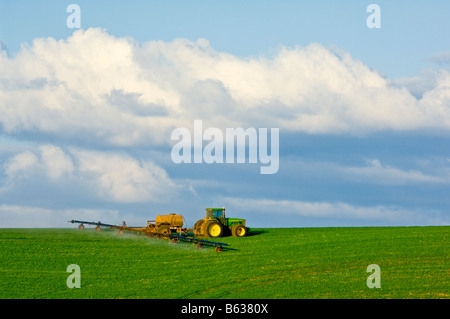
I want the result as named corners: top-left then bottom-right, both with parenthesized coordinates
top-left (155, 213), bottom-right (184, 227)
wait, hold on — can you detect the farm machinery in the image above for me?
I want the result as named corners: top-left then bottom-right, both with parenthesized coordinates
top-left (70, 213), bottom-right (186, 236)
top-left (69, 208), bottom-right (248, 252)
top-left (193, 208), bottom-right (248, 238)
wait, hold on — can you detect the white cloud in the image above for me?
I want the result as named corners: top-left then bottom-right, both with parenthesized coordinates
top-left (0, 29), bottom-right (177, 146)
top-left (0, 204), bottom-right (122, 228)
top-left (73, 149), bottom-right (178, 202)
top-left (339, 159), bottom-right (449, 185)
top-left (2, 145), bottom-right (179, 203)
top-left (0, 28), bottom-right (449, 149)
top-left (391, 69), bottom-right (442, 98)
top-left (39, 145), bottom-right (74, 180)
top-left (224, 197), bottom-right (449, 225)
top-left (2, 29), bottom-right (449, 228)
top-left (430, 51), bottom-right (450, 65)
top-left (4, 150), bottom-right (39, 180)
top-left (284, 158), bottom-right (449, 186)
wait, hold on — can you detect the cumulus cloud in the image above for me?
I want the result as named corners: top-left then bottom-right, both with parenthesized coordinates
top-left (224, 197), bottom-right (449, 225)
top-left (2, 145), bottom-right (179, 203)
top-left (0, 204), bottom-right (122, 228)
top-left (40, 145), bottom-right (75, 179)
top-left (430, 51), bottom-right (450, 65)
top-left (1, 28), bottom-right (449, 149)
top-left (0, 29), bottom-right (177, 146)
top-left (4, 150), bottom-right (39, 180)
top-left (340, 159), bottom-right (449, 185)
top-left (73, 149), bottom-right (178, 202)
top-left (1, 28), bottom-right (449, 227)
top-left (283, 158), bottom-right (450, 186)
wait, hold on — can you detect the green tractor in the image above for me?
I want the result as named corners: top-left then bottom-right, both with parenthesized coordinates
top-left (193, 208), bottom-right (248, 238)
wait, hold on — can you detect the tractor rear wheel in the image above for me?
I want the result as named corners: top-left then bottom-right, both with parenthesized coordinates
top-left (206, 221), bottom-right (224, 238)
top-left (193, 219), bottom-right (205, 237)
top-left (232, 224), bottom-right (247, 237)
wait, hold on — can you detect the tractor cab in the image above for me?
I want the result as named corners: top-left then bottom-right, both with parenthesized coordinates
top-left (206, 208), bottom-right (225, 220)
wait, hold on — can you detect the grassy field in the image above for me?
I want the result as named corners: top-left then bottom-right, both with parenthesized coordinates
top-left (0, 226), bottom-right (448, 299)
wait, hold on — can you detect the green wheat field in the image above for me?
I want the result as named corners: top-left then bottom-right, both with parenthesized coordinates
top-left (0, 226), bottom-right (448, 299)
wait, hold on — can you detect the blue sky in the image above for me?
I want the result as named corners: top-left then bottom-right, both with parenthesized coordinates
top-left (0, 1), bottom-right (449, 228)
top-left (2, 1), bottom-right (450, 77)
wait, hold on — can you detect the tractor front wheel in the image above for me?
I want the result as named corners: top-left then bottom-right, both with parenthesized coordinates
top-left (206, 221), bottom-right (224, 238)
top-left (232, 225), bottom-right (247, 237)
